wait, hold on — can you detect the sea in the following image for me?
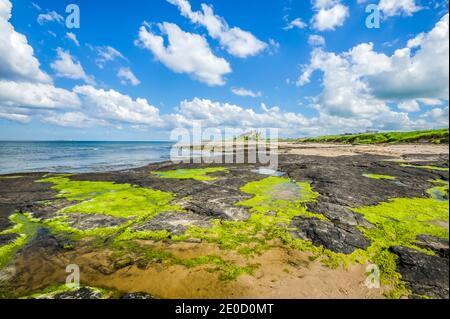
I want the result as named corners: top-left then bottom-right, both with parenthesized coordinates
top-left (0, 141), bottom-right (175, 174)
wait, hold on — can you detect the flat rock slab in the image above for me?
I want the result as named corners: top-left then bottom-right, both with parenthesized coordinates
top-left (0, 233), bottom-right (19, 246)
top-left (131, 211), bottom-right (212, 236)
top-left (66, 213), bottom-right (128, 230)
top-left (289, 217), bottom-right (371, 254)
top-left (391, 246), bottom-right (449, 299)
top-left (416, 235), bottom-right (449, 258)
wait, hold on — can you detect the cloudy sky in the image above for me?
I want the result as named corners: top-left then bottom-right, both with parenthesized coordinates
top-left (0, 0), bottom-right (448, 140)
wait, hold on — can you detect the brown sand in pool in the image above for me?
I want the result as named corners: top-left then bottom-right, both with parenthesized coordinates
top-left (8, 240), bottom-right (387, 299)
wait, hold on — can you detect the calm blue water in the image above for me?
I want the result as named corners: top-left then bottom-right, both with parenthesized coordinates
top-left (0, 141), bottom-right (174, 174)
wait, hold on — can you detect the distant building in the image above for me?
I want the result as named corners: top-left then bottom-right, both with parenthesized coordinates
top-left (235, 129), bottom-right (262, 141)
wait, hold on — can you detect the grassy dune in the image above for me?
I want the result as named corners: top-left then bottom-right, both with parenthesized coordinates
top-left (293, 128), bottom-right (449, 145)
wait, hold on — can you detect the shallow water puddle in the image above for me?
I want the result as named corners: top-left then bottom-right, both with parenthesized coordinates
top-left (251, 168), bottom-right (285, 177)
top-left (390, 180), bottom-right (407, 187)
top-left (269, 181), bottom-right (302, 201)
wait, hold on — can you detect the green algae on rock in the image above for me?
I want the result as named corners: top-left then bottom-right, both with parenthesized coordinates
top-left (363, 174), bottom-right (396, 180)
top-left (111, 241), bottom-right (256, 281)
top-left (22, 284), bottom-right (114, 299)
top-left (238, 177), bottom-right (322, 218)
top-left (38, 176), bottom-right (182, 219)
top-left (426, 180), bottom-right (449, 201)
top-left (0, 213), bottom-right (40, 269)
top-left (151, 167), bottom-right (228, 181)
top-left (172, 177), bottom-right (325, 255)
top-left (400, 164), bottom-right (449, 171)
top-left (353, 191), bottom-right (449, 297)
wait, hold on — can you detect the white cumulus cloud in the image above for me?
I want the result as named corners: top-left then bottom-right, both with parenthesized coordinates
top-left (37, 11), bottom-right (64, 25)
top-left (73, 85), bottom-right (163, 126)
top-left (117, 67), bottom-right (140, 86)
top-left (284, 18), bottom-right (307, 30)
top-left (378, 0), bottom-right (422, 17)
top-left (311, 0), bottom-right (349, 31)
top-left (231, 87), bottom-right (262, 98)
top-left (308, 34), bottom-right (326, 46)
top-left (50, 48), bottom-right (95, 84)
top-left (0, 1), bottom-right (51, 83)
top-left (167, 0), bottom-right (267, 58)
top-left (136, 22), bottom-right (231, 86)
top-left (66, 32), bottom-right (80, 46)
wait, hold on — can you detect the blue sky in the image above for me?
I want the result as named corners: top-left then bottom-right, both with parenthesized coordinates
top-left (0, 0), bottom-right (448, 140)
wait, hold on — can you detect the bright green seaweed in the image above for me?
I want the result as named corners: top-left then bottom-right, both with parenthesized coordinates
top-left (172, 177), bottom-right (325, 255)
top-left (21, 284), bottom-right (114, 299)
top-left (363, 174), bottom-right (396, 180)
top-left (400, 164), bottom-right (449, 171)
top-left (0, 213), bottom-right (40, 269)
top-left (38, 176), bottom-right (182, 219)
top-left (4, 169), bottom-right (448, 298)
top-left (34, 175), bottom-right (254, 281)
top-left (352, 192), bottom-right (449, 298)
top-left (426, 180), bottom-right (449, 201)
top-left (151, 167), bottom-right (228, 181)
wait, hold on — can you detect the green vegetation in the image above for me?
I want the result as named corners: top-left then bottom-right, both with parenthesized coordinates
top-left (111, 241), bottom-right (256, 281)
top-left (22, 284), bottom-right (114, 299)
top-left (400, 164), bottom-right (449, 171)
top-left (35, 175), bottom-right (254, 281)
top-left (363, 174), bottom-right (397, 180)
top-left (38, 176), bottom-right (182, 219)
top-left (0, 213), bottom-right (40, 269)
top-left (427, 180), bottom-right (449, 201)
top-left (292, 128), bottom-right (449, 145)
top-left (353, 194), bottom-right (449, 297)
top-left (42, 215), bottom-right (130, 240)
top-left (238, 177), bottom-right (323, 219)
top-left (3, 168), bottom-right (447, 298)
top-left (151, 167), bottom-right (228, 181)
top-left (172, 177), bottom-right (325, 255)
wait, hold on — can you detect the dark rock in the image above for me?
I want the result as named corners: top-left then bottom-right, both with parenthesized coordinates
top-left (289, 217), bottom-right (371, 254)
top-left (183, 193), bottom-right (251, 221)
top-left (131, 211), bottom-right (212, 236)
top-left (416, 235), bottom-right (449, 258)
top-left (113, 257), bottom-right (134, 270)
top-left (66, 213), bottom-right (128, 230)
top-left (391, 246), bottom-right (449, 299)
top-left (121, 292), bottom-right (154, 299)
top-left (36, 287), bottom-right (103, 299)
top-left (0, 233), bottom-right (19, 246)
top-left (306, 201), bottom-right (373, 228)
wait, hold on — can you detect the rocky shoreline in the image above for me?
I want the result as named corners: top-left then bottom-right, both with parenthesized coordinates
top-left (0, 144), bottom-right (448, 299)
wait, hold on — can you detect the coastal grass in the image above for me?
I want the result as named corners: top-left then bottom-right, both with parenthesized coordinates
top-left (291, 128), bottom-right (449, 145)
